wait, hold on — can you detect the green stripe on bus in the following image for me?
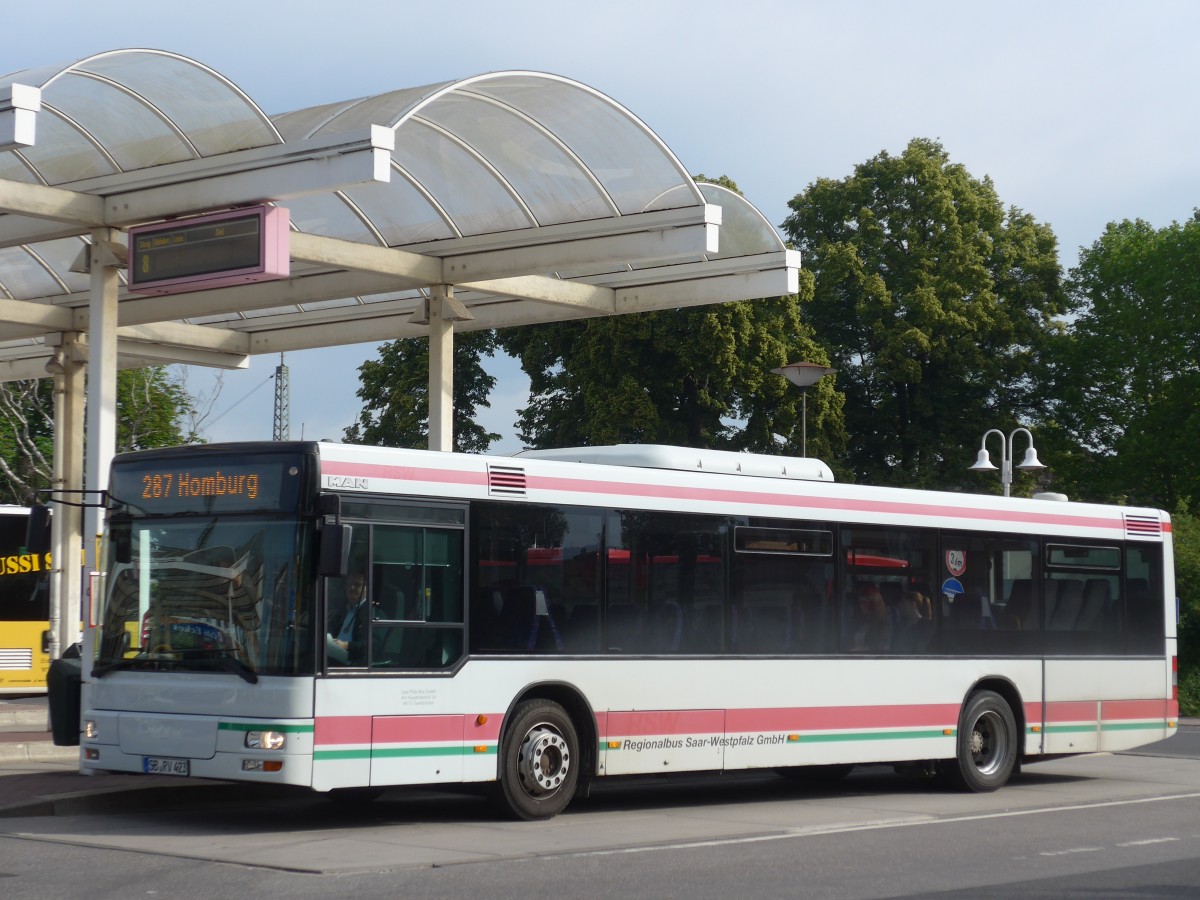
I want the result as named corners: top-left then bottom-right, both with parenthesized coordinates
top-left (314, 749), bottom-right (369, 761)
top-left (372, 746), bottom-right (493, 759)
top-left (1044, 724), bottom-right (1100, 734)
top-left (1101, 721), bottom-right (1166, 732)
top-left (602, 730), bottom-right (951, 749)
top-left (218, 722), bottom-right (314, 733)
top-left (314, 745), bottom-right (496, 761)
top-left (793, 729), bottom-right (949, 744)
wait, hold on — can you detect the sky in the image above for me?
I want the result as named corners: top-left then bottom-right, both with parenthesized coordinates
top-left (8, 1), bottom-right (1200, 453)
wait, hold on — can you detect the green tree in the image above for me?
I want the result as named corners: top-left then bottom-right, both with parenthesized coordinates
top-left (1174, 508), bottom-right (1200, 716)
top-left (499, 287), bottom-right (842, 458)
top-left (1044, 214), bottom-right (1200, 512)
top-left (498, 176), bottom-right (844, 461)
top-left (117, 367), bottom-right (196, 450)
top-left (344, 331), bottom-right (500, 453)
top-left (781, 138), bottom-right (1067, 491)
top-left (0, 367), bottom-right (197, 505)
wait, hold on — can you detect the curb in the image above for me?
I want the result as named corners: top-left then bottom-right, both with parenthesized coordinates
top-left (0, 742), bottom-right (78, 763)
top-left (0, 710), bottom-right (50, 729)
top-left (0, 779), bottom-right (297, 818)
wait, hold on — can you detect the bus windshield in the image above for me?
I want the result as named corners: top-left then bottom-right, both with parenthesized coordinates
top-left (95, 448), bottom-right (318, 678)
top-left (96, 515), bottom-right (316, 678)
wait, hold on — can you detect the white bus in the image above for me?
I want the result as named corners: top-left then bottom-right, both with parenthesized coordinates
top-left (78, 441), bottom-right (1179, 819)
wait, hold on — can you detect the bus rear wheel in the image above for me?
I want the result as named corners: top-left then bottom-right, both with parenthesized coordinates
top-left (495, 699), bottom-right (579, 820)
top-left (942, 690), bottom-right (1018, 792)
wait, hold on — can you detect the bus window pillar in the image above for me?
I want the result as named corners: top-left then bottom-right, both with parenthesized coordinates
top-left (48, 331), bottom-right (85, 658)
top-left (419, 284), bottom-right (472, 452)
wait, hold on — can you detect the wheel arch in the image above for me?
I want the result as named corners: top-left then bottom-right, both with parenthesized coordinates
top-left (963, 676), bottom-right (1026, 761)
top-left (499, 681), bottom-right (598, 790)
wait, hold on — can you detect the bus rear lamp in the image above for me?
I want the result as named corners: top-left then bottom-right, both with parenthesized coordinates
top-left (84, 720), bottom-right (98, 739)
top-left (245, 731), bottom-right (286, 751)
top-left (85, 748), bottom-right (99, 760)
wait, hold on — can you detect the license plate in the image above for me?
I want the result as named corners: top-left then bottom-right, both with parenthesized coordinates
top-left (143, 756), bottom-right (190, 776)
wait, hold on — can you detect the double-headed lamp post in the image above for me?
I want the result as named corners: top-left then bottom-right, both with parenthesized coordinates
top-left (771, 361), bottom-right (836, 457)
top-left (968, 427), bottom-right (1045, 497)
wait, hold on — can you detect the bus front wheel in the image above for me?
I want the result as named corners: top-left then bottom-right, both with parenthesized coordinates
top-left (495, 699), bottom-right (580, 820)
top-left (942, 690), bottom-right (1018, 792)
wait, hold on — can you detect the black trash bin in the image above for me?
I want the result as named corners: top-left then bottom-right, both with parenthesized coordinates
top-left (47, 655), bottom-right (82, 746)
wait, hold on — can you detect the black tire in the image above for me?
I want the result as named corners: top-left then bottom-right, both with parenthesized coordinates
top-left (943, 690), bottom-right (1018, 792)
top-left (494, 699), bottom-right (580, 820)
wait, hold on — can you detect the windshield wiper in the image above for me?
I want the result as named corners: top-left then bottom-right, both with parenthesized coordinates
top-left (92, 658), bottom-right (153, 678)
top-left (204, 653), bottom-right (259, 684)
top-left (92, 650), bottom-right (258, 683)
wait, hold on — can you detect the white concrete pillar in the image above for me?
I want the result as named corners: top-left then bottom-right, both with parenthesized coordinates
top-left (83, 229), bottom-right (119, 583)
top-left (427, 285), bottom-right (454, 452)
top-left (48, 332), bottom-right (85, 656)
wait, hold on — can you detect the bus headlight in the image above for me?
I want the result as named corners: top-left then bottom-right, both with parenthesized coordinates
top-left (244, 730), bottom-right (286, 750)
top-left (84, 720), bottom-right (98, 740)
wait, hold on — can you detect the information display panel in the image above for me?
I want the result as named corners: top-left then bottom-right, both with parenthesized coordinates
top-left (109, 450), bottom-right (311, 515)
top-left (127, 206), bottom-right (289, 296)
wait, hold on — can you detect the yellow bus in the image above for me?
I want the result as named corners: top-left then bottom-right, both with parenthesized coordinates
top-left (0, 505), bottom-right (51, 693)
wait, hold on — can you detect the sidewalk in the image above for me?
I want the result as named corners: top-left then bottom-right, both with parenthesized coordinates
top-left (0, 694), bottom-right (166, 817)
top-left (0, 695), bottom-right (285, 817)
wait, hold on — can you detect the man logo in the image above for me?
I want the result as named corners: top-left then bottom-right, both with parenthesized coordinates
top-left (326, 476), bottom-right (368, 490)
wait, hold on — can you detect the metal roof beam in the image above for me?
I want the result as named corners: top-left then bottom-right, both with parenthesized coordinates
top-left (114, 320), bottom-right (252, 355)
top-left (288, 232), bottom-right (442, 284)
top-left (458, 275), bottom-right (614, 312)
top-left (247, 315), bottom-right (427, 354)
top-left (0, 180), bottom-right (105, 226)
top-left (433, 205), bottom-right (722, 282)
top-left (113, 269), bottom-right (405, 327)
top-left (0, 296), bottom-right (74, 330)
top-left (235, 253), bottom-right (799, 351)
top-left (113, 341), bottom-right (249, 370)
top-left (0, 127), bottom-right (395, 248)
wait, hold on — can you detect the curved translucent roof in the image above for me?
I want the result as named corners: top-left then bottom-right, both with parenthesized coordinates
top-left (0, 49), bottom-right (280, 187)
top-left (274, 71), bottom-right (702, 247)
top-left (0, 50), bottom-right (797, 378)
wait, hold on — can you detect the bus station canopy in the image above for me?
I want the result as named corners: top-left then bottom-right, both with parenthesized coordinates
top-left (0, 49), bottom-right (799, 379)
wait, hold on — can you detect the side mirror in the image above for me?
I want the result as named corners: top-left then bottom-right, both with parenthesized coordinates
top-left (318, 523), bottom-right (353, 578)
top-left (109, 515), bottom-right (132, 564)
top-left (25, 503), bottom-right (51, 555)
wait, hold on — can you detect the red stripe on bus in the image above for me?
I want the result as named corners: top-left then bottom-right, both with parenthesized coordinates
top-left (607, 709), bottom-right (724, 736)
top-left (1044, 701), bottom-right (1098, 723)
top-left (315, 716), bottom-right (372, 745)
top-left (372, 715), bottom-right (465, 743)
top-left (316, 714), bottom-right (504, 745)
top-left (725, 704), bottom-right (960, 732)
top-left (320, 459), bottom-right (1158, 536)
top-left (530, 474), bottom-right (1126, 533)
top-left (1101, 699), bottom-right (1170, 721)
top-left (322, 460), bottom-right (483, 488)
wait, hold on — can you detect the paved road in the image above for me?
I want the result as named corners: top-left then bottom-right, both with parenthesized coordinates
top-left (1, 752), bottom-right (1199, 898)
top-left (1, 700), bottom-right (1197, 898)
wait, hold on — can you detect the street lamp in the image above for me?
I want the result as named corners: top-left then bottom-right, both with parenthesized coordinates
top-left (968, 427), bottom-right (1045, 497)
top-left (771, 361), bottom-right (835, 457)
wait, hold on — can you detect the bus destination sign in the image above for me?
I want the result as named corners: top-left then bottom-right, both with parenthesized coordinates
top-left (111, 453), bottom-right (307, 515)
top-left (127, 205), bottom-right (289, 296)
